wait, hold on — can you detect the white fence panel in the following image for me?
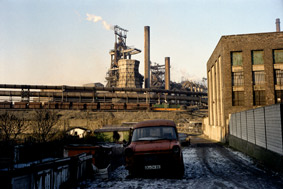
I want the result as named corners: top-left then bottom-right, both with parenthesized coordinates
top-left (230, 104), bottom-right (283, 155)
top-left (246, 110), bottom-right (255, 144)
top-left (233, 113), bottom-right (237, 136)
top-left (254, 108), bottom-right (266, 148)
top-left (236, 112), bottom-right (241, 138)
top-left (265, 105), bottom-right (283, 155)
top-left (229, 113), bottom-right (235, 136)
top-left (240, 111), bottom-right (247, 140)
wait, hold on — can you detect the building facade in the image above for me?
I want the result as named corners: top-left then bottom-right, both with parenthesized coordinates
top-left (205, 32), bottom-right (283, 142)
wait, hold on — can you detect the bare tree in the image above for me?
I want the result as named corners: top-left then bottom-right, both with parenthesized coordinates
top-left (32, 110), bottom-right (58, 143)
top-left (0, 111), bottom-right (28, 142)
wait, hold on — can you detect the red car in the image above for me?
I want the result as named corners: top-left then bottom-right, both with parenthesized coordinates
top-left (125, 120), bottom-right (184, 178)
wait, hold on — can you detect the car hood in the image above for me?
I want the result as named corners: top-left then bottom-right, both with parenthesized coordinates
top-left (132, 140), bottom-right (175, 153)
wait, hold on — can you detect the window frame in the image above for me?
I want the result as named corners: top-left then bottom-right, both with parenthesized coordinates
top-left (275, 90), bottom-right (283, 103)
top-left (274, 69), bottom-right (283, 85)
top-left (232, 91), bottom-right (244, 106)
top-left (253, 90), bottom-right (266, 106)
top-left (231, 51), bottom-right (243, 66)
top-left (232, 71), bottom-right (244, 86)
top-left (252, 50), bottom-right (264, 65)
top-left (273, 49), bottom-right (283, 64)
top-left (252, 71), bottom-right (265, 85)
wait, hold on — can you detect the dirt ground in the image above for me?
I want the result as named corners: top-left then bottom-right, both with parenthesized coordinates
top-left (83, 136), bottom-right (283, 189)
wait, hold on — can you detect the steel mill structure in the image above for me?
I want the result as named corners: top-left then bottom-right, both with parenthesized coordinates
top-left (106, 25), bottom-right (143, 88)
top-left (150, 62), bottom-right (165, 89)
top-left (0, 25), bottom-right (208, 110)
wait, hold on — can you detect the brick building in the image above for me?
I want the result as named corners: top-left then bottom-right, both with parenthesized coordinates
top-left (204, 31), bottom-right (283, 142)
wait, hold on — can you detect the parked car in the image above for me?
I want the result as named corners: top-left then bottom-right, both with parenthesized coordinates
top-left (125, 120), bottom-right (184, 178)
top-left (178, 133), bottom-right (191, 146)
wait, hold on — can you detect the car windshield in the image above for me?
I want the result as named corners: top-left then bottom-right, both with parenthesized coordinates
top-left (132, 126), bottom-right (177, 141)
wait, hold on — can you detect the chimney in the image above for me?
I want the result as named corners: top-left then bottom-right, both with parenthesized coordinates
top-left (276, 18), bottom-right (281, 32)
top-left (144, 26), bottom-right (150, 88)
top-left (165, 57), bottom-right (170, 90)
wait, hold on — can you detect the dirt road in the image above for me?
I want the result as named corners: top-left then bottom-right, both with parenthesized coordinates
top-left (84, 136), bottom-right (283, 188)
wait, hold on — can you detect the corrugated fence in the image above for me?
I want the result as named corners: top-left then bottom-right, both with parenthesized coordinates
top-left (229, 104), bottom-right (283, 155)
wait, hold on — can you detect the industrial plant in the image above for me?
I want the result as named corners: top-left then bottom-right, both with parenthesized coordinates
top-left (0, 25), bottom-right (207, 111)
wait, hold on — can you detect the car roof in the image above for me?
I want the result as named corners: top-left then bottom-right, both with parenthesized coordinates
top-left (134, 119), bottom-right (176, 129)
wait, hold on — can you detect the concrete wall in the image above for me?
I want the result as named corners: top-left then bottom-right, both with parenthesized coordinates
top-left (205, 54), bottom-right (226, 142)
top-left (0, 110), bottom-right (202, 134)
top-left (229, 104), bottom-right (283, 156)
top-left (229, 135), bottom-right (283, 171)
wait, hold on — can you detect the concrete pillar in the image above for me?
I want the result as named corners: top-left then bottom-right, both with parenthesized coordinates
top-left (219, 56), bottom-right (224, 128)
top-left (212, 66), bottom-right (216, 126)
top-left (208, 70), bottom-right (213, 125)
top-left (276, 18), bottom-right (281, 32)
top-left (165, 57), bottom-right (170, 90)
top-left (144, 26), bottom-right (150, 88)
top-left (218, 56), bottom-right (226, 141)
top-left (216, 61), bottom-right (220, 126)
top-left (243, 50), bottom-right (253, 108)
top-left (264, 49), bottom-right (275, 105)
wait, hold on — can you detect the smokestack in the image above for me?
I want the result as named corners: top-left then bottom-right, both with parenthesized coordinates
top-left (165, 57), bottom-right (170, 90)
top-left (276, 18), bottom-right (281, 32)
top-left (144, 26), bottom-right (150, 88)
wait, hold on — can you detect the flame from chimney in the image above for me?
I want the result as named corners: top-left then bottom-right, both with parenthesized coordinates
top-left (86, 13), bottom-right (113, 30)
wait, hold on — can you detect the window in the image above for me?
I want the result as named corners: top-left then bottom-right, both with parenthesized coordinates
top-left (252, 50), bottom-right (264, 65)
top-left (254, 91), bottom-right (265, 106)
top-left (274, 49), bottom-right (283, 64)
top-left (253, 71), bottom-right (265, 85)
top-left (132, 126), bottom-right (177, 141)
top-left (275, 70), bottom-right (283, 85)
top-left (232, 91), bottom-right (244, 106)
top-left (275, 90), bottom-right (283, 103)
top-left (231, 52), bottom-right (243, 66)
top-left (232, 72), bottom-right (244, 86)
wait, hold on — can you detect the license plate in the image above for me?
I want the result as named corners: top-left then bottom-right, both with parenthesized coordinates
top-left (144, 165), bottom-right (161, 170)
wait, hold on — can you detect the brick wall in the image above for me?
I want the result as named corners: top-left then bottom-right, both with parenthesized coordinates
top-left (206, 32), bottom-right (283, 142)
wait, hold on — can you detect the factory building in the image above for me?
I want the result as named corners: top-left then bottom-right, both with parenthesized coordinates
top-left (204, 25), bottom-right (283, 142)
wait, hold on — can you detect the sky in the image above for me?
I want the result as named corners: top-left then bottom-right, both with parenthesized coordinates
top-left (0, 0), bottom-right (283, 86)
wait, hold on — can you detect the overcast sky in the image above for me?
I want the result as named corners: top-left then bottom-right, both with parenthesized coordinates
top-left (1, 0), bottom-right (282, 86)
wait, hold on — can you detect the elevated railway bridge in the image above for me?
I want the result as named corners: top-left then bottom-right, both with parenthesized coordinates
top-left (0, 84), bottom-right (207, 111)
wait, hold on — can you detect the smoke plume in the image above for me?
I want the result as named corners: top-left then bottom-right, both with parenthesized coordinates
top-left (86, 13), bottom-right (113, 30)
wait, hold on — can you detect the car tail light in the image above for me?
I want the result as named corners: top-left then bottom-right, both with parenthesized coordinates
top-left (125, 148), bottom-right (134, 157)
top-left (172, 145), bottom-right (180, 154)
